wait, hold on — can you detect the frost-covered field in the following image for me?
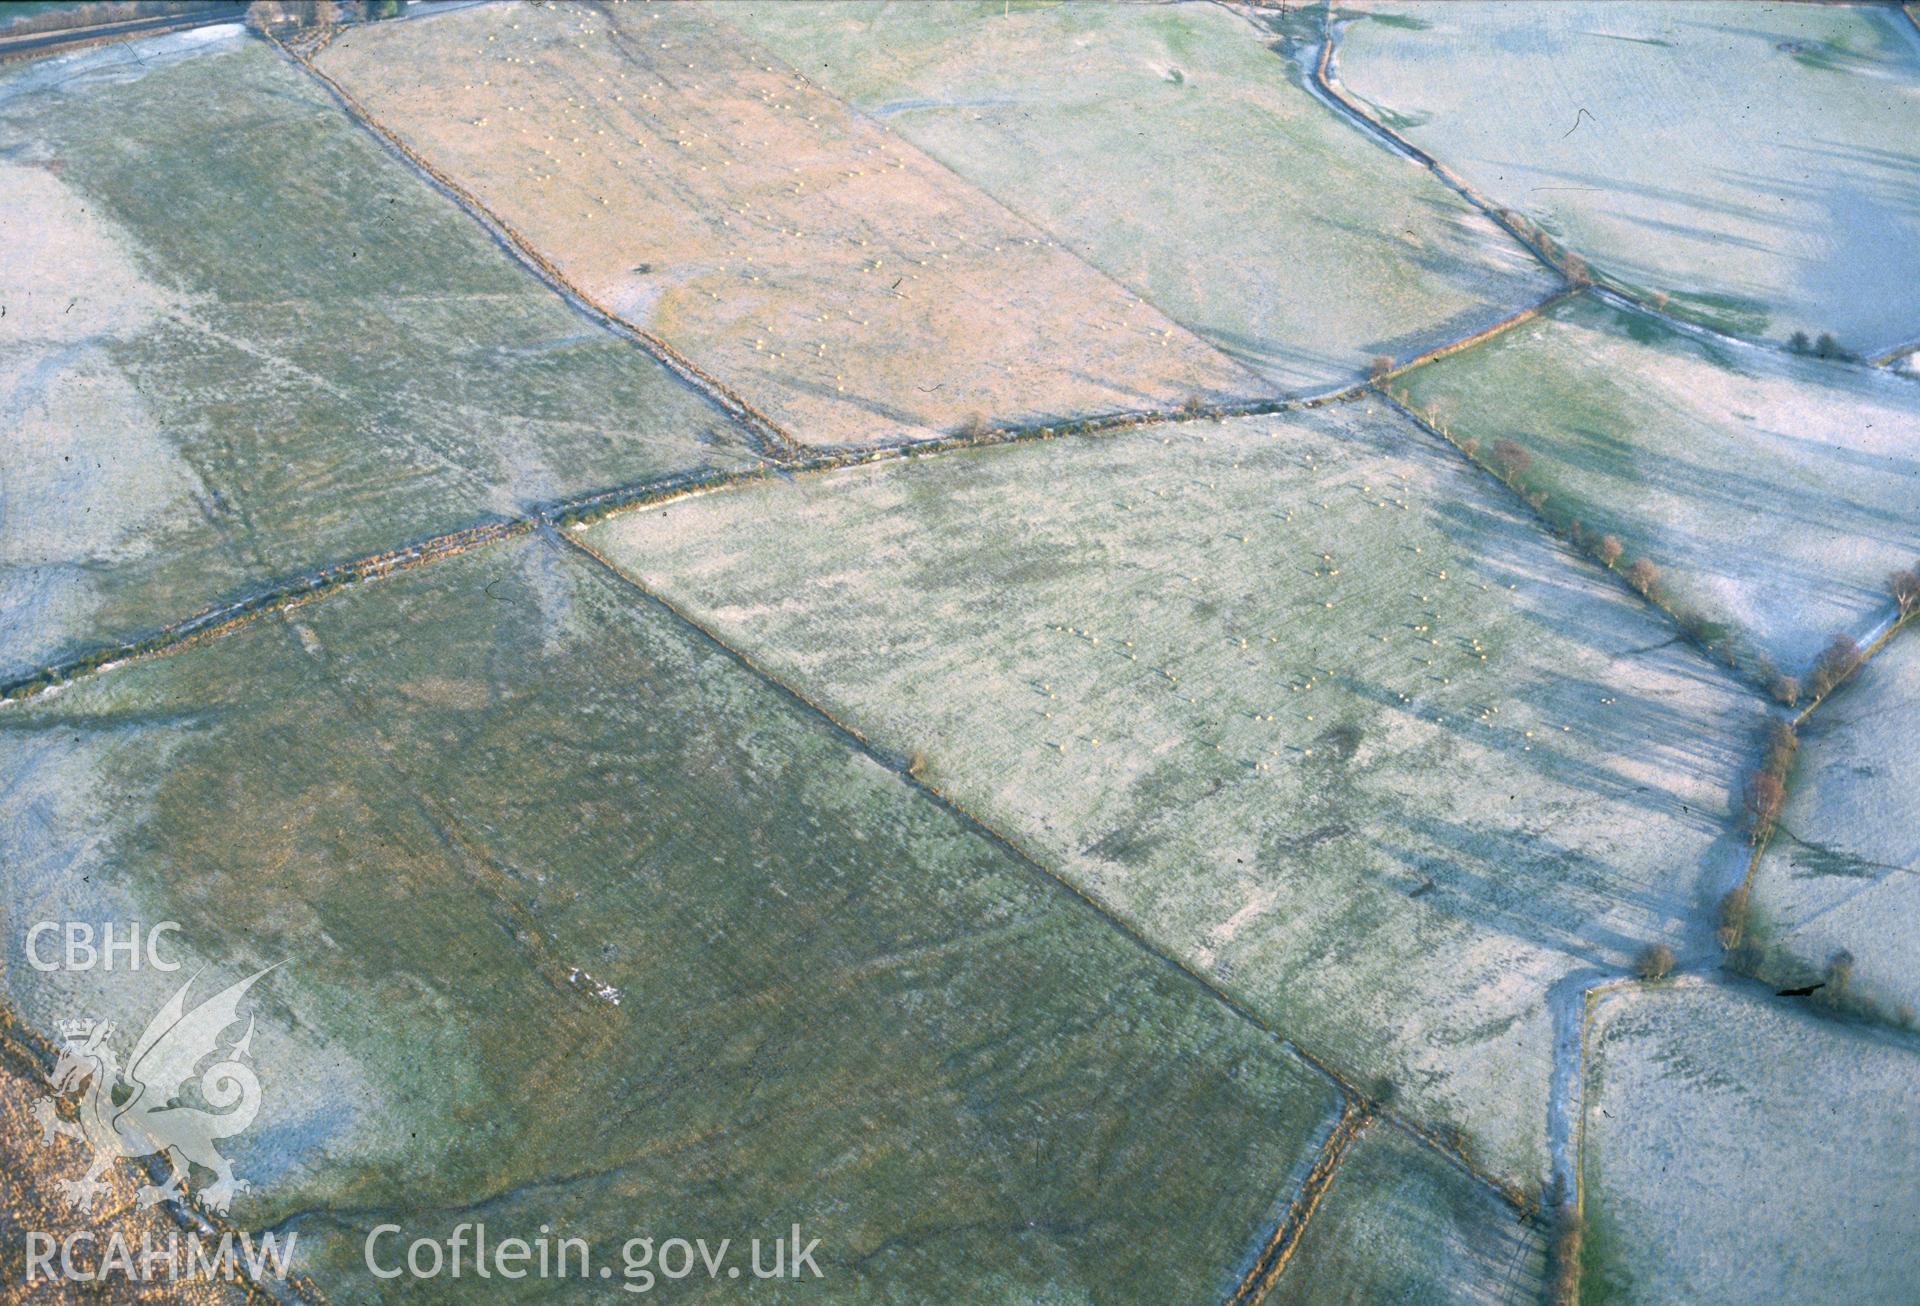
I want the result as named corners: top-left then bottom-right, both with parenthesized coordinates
top-left (0, 33), bottom-right (752, 684)
top-left (718, 0), bottom-right (1556, 392)
top-left (1270, 1125), bottom-right (1545, 1304)
top-left (1393, 293), bottom-right (1920, 677)
top-left (5, 3), bottom-right (1917, 1300)
top-left (1745, 631), bottom-right (1920, 1021)
top-left (586, 404), bottom-right (1758, 1184)
top-left (1583, 984), bottom-right (1920, 1303)
top-left (1336, 1), bottom-right (1920, 354)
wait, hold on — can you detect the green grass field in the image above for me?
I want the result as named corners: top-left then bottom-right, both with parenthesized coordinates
top-left (717, 0), bottom-right (1554, 393)
top-left (584, 403), bottom-right (1759, 1184)
top-left (1335, 1), bottom-right (1920, 354)
top-left (0, 533), bottom-right (1341, 1302)
top-left (1391, 293), bottom-right (1920, 679)
top-left (0, 34), bottom-right (755, 685)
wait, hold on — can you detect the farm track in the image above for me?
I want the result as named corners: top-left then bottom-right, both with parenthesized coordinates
top-left (1549, 972), bottom-right (1716, 1303)
top-left (1551, 957), bottom-right (1920, 1304)
top-left (16, 12), bottom-right (1912, 1298)
top-left (0, 383), bottom-right (1542, 1287)
top-left (1380, 361), bottom-right (1918, 1299)
top-left (1310, 5), bottom-right (1565, 286)
top-left (1334, 74), bottom-right (1920, 1283)
top-left (0, 12), bottom-right (1616, 1284)
top-left (1544, 971), bottom-right (1633, 1304)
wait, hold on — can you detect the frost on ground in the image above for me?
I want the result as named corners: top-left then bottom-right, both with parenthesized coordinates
top-left (0, 533), bottom-right (1339, 1304)
top-left (0, 36), bottom-right (756, 683)
top-left (0, 161), bottom-right (211, 684)
top-left (314, 2), bottom-right (1262, 446)
top-left (1744, 630), bottom-right (1920, 1022)
top-left (1394, 293), bottom-right (1920, 677)
top-left (1583, 984), bottom-right (1920, 1304)
top-left (1270, 1126), bottom-right (1545, 1305)
top-left (1335, 1), bottom-right (1920, 354)
top-left (719, 0), bottom-right (1555, 393)
top-left (585, 404), bottom-right (1759, 1184)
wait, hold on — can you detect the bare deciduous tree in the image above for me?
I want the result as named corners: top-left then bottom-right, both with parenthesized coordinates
top-left (1889, 565), bottom-right (1920, 617)
top-left (1761, 721), bottom-right (1799, 776)
top-left (1490, 439), bottom-right (1533, 480)
top-left (1717, 885), bottom-right (1750, 947)
top-left (1634, 943), bottom-right (1676, 981)
top-left (1744, 771), bottom-right (1785, 838)
top-left (1809, 633), bottom-right (1863, 699)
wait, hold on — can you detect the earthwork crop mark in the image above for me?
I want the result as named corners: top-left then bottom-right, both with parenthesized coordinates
top-left (24, 21), bottom-right (1874, 1289)
top-left (553, 525), bottom-right (1535, 1221)
top-left (271, 33), bottom-right (805, 464)
top-left (0, 376), bottom-right (1372, 708)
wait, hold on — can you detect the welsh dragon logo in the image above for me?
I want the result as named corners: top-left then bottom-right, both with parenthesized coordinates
top-left (33, 966), bottom-right (275, 1216)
